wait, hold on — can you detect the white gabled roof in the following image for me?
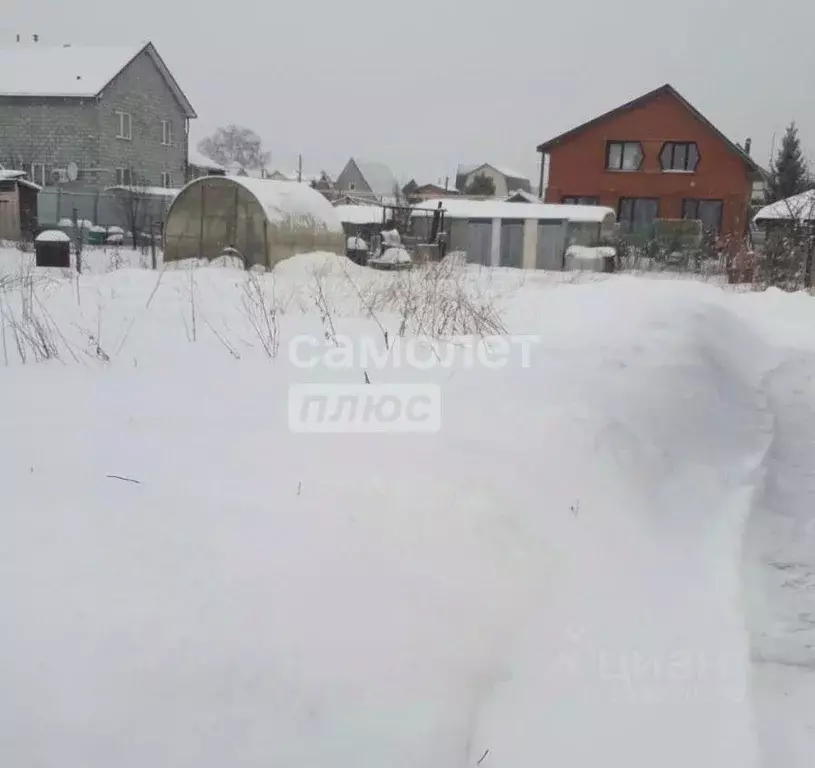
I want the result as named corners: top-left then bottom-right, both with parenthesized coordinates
top-left (412, 197), bottom-right (615, 223)
top-left (0, 42), bottom-right (196, 117)
top-left (0, 44), bottom-right (143, 97)
top-left (754, 190), bottom-right (815, 223)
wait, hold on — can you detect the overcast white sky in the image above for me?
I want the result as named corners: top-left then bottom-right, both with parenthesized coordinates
top-left (6, 0), bottom-right (815, 184)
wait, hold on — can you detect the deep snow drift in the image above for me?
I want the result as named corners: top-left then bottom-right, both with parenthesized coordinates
top-left (0, 248), bottom-right (813, 767)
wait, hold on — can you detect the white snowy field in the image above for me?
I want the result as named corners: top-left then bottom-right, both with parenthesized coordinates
top-left (0, 246), bottom-right (814, 767)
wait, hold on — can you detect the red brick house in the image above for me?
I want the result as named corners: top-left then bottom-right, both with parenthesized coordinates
top-left (536, 84), bottom-right (764, 241)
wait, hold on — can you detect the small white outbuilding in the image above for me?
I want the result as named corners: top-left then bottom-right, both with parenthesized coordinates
top-left (411, 197), bottom-right (616, 269)
top-left (163, 176), bottom-right (345, 267)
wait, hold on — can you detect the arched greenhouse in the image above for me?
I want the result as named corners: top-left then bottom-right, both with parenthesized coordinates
top-left (163, 176), bottom-right (345, 267)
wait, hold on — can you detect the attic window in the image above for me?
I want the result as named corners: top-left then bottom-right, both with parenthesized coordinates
top-left (660, 142), bottom-right (699, 172)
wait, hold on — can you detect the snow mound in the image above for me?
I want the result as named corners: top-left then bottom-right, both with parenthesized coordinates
top-left (0, 261), bottom-right (814, 766)
top-left (565, 245), bottom-right (615, 271)
top-left (272, 250), bottom-right (365, 279)
top-left (441, 249), bottom-right (468, 268)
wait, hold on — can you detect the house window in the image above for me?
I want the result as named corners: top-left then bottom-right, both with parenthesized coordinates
top-left (161, 120), bottom-right (173, 146)
top-left (562, 195), bottom-right (600, 206)
top-left (660, 142), bottom-right (700, 172)
top-left (115, 111), bottom-right (132, 140)
top-left (682, 198), bottom-right (723, 235)
top-left (161, 171), bottom-right (172, 188)
top-left (348, 181), bottom-right (356, 191)
top-left (115, 168), bottom-right (132, 186)
top-left (618, 197), bottom-right (659, 234)
top-left (606, 141), bottom-right (644, 171)
top-left (30, 162), bottom-right (46, 186)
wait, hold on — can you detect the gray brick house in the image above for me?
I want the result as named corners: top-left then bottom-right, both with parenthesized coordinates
top-left (0, 41), bottom-right (196, 200)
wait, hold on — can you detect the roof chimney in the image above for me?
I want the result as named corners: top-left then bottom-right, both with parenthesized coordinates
top-left (16, 34), bottom-right (20, 43)
top-left (33, 34), bottom-right (39, 43)
top-left (744, 138), bottom-right (752, 156)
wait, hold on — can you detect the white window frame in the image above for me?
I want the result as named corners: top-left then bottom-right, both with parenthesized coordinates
top-left (115, 168), bottom-right (132, 186)
top-left (30, 162), bottom-right (46, 186)
top-left (161, 120), bottom-right (173, 146)
top-left (115, 110), bottom-right (132, 140)
top-left (160, 171), bottom-right (172, 188)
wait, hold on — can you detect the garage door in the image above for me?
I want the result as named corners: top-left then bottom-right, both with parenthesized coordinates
top-left (467, 220), bottom-right (492, 265)
top-left (499, 220), bottom-right (524, 268)
top-left (536, 222), bottom-right (566, 270)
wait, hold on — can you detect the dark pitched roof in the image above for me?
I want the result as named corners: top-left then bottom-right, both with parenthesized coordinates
top-left (535, 83), bottom-right (762, 176)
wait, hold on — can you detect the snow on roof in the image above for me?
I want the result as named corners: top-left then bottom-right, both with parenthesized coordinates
top-left (334, 204), bottom-right (387, 225)
top-left (35, 229), bottom-right (71, 243)
top-left (485, 164), bottom-right (530, 181)
top-left (105, 185), bottom-right (180, 199)
top-left (412, 197), bottom-right (615, 223)
top-left (0, 44), bottom-right (145, 98)
top-left (188, 147), bottom-right (224, 171)
top-left (0, 42), bottom-right (195, 116)
top-left (506, 189), bottom-right (540, 203)
top-left (457, 163), bottom-right (530, 182)
top-left (754, 190), bottom-right (815, 223)
top-left (204, 176), bottom-right (344, 233)
top-left (0, 169), bottom-right (42, 191)
top-left (267, 170), bottom-right (327, 184)
top-left (353, 160), bottom-right (398, 198)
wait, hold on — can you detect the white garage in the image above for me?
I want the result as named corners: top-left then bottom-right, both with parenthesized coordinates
top-left (412, 198), bottom-right (616, 270)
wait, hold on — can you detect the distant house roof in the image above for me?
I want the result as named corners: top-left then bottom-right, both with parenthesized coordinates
top-left (349, 159), bottom-right (398, 198)
top-left (454, 163), bottom-right (531, 191)
top-left (0, 42), bottom-right (196, 118)
top-left (506, 189), bottom-right (540, 203)
top-left (225, 163), bottom-right (272, 179)
top-left (268, 169), bottom-right (331, 184)
top-left (754, 190), bottom-right (815, 223)
top-left (535, 83), bottom-right (761, 177)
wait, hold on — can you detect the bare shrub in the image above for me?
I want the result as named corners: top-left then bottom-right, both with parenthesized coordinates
top-left (365, 258), bottom-right (506, 339)
top-left (0, 268), bottom-right (63, 363)
top-left (241, 270), bottom-right (280, 358)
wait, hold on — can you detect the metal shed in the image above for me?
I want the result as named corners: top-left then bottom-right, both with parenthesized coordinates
top-left (412, 197), bottom-right (616, 269)
top-left (163, 176), bottom-right (345, 267)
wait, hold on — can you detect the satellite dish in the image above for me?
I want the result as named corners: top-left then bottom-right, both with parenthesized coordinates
top-left (66, 162), bottom-right (79, 182)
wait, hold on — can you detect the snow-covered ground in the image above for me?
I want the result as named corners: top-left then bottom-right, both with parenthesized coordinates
top-left (0, 246), bottom-right (813, 767)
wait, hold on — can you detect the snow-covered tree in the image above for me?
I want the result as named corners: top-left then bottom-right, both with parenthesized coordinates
top-left (197, 125), bottom-right (270, 171)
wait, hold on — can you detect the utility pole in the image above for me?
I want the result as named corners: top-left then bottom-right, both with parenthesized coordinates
top-left (297, 154), bottom-right (302, 183)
